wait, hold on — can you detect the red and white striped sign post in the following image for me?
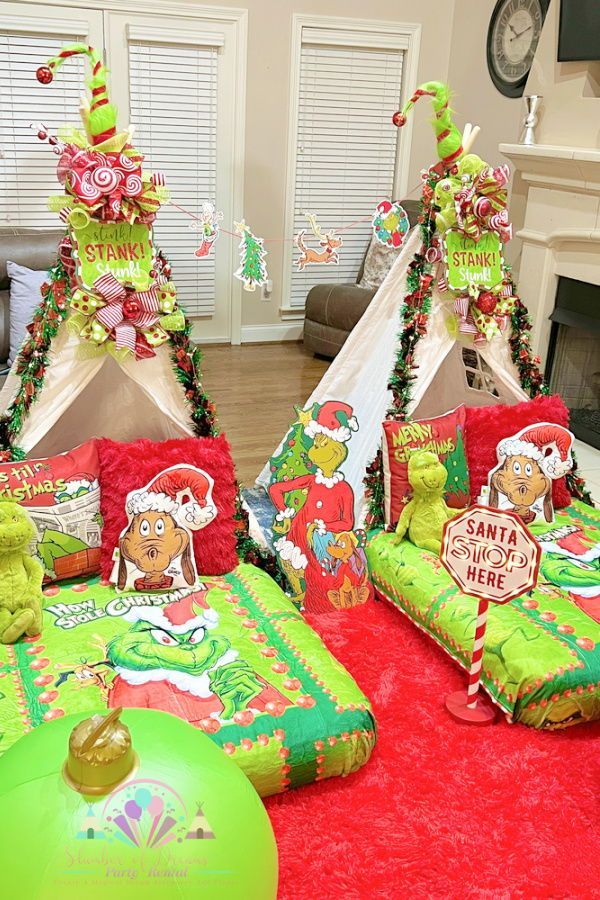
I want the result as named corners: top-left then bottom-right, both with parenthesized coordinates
top-left (440, 506), bottom-right (541, 725)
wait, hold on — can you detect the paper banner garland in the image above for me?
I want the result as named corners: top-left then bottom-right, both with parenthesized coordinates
top-left (234, 220), bottom-right (268, 291)
top-left (295, 213), bottom-right (343, 270)
top-left (372, 200), bottom-right (410, 248)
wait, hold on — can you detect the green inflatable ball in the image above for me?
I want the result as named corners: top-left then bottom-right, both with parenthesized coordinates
top-left (0, 708), bottom-right (278, 899)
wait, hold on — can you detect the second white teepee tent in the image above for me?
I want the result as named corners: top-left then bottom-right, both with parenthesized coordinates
top-left (256, 221), bottom-right (528, 526)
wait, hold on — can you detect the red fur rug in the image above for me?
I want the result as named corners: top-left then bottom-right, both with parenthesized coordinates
top-left (266, 600), bottom-right (600, 899)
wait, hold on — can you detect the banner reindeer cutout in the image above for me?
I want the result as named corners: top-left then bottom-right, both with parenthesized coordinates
top-left (112, 465), bottom-right (217, 592)
top-left (295, 213), bottom-right (343, 270)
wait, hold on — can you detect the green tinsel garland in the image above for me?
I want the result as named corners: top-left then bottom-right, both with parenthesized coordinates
top-left (364, 170), bottom-right (594, 525)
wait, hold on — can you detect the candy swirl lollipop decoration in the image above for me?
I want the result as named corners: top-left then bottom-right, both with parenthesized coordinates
top-left (0, 708), bottom-right (277, 899)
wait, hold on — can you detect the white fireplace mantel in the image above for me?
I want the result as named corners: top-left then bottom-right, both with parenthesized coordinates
top-left (499, 142), bottom-right (600, 363)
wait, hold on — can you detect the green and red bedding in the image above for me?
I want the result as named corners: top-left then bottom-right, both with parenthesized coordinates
top-left (0, 563), bottom-right (374, 795)
top-left (366, 501), bottom-right (600, 729)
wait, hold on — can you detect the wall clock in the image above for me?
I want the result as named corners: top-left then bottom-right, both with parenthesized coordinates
top-left (487, 0), bottom-right (550, 98)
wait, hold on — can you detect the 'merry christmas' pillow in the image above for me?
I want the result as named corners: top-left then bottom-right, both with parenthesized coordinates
top-left (0, 440), bottom-right (101, 583)
top-left (382, 405), bottom-right (470, 526)
top-left (97, 436), bottom-right (239, 579)
top-left (464, 394), bottom-right (572, 509)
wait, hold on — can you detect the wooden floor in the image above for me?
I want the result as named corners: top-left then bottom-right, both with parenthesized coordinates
top-left (200, 342), bottom-right (329, 486)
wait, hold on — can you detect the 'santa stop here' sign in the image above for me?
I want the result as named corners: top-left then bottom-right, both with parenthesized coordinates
top-left (440, 506), bottom-right (541, 604)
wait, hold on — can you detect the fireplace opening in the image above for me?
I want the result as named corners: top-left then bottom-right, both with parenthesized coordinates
top-left (546, 276), bottom-right (600, 449)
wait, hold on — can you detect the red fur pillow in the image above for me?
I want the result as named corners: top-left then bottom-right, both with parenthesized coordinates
top-left (465, 395), bottom-right (572, 508)
top-left (97, 436), bottom-right (239, 578)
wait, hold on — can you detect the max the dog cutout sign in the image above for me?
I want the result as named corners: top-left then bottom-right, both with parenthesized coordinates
top-left (112, 465), bottom-right (217, 592)
top-left (487, 423), bottom-right (574, 525)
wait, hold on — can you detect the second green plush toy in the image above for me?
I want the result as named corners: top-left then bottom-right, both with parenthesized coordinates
top-left (394, 451), bottom-right (460, 556)
top-left (0, 501), bottom-right (44, 643)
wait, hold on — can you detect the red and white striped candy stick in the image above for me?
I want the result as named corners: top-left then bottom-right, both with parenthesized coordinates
top-left (466, 597), bottom-right (489, 708)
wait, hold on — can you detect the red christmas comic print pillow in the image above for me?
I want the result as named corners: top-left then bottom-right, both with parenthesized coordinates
top-left (0, 440), bottom-right (101, 582)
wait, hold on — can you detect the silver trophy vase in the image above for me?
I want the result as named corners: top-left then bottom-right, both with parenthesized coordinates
top-left (520, 95), bottom-right (542, 146)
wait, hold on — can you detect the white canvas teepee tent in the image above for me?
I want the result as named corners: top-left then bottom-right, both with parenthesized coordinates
top-left (257, 82), bottom-right (532, 527)
top-left (0, 326), bottom-right (195, 458)
top-left (0, 43), bottom-right (213, 460)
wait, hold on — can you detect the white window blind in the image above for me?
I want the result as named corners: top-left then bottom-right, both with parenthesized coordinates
top-left (0, 30), bottom-right (86, 227)
top-left (129, 39), bottom-right (218, 317)
top-left (289, 41), bottom-right (404, 310)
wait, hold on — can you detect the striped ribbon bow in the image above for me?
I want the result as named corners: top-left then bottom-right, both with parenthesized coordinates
top-left (94, 273), bottom-right (161, 351)
top-left (454, 283), bottom-right (515, 344)
top-left (455, 165), bottom-right (512, 243)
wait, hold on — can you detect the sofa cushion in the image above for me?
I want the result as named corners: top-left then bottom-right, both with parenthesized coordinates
top-left (305, 283), bottom-right (375, 331)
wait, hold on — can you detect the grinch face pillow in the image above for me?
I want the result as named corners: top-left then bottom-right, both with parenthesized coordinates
top-left (487, 423), bottom-right (574, 525)
top-left (112, 464), bottom-right (217, 592)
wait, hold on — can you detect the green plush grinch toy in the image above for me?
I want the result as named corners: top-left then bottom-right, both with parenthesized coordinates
top-left (394, 451), bottom-right (459, 556)
top-left (0, 501), bottom-right (44, 643)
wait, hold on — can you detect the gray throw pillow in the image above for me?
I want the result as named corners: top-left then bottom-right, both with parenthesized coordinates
top-left (358, 237), bottom-right (402, 291)
top-left (6, 261), bottom-right (47, 365)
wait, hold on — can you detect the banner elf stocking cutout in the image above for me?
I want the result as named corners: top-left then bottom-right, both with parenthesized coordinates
top-left (268, 401), bottom-right (373, 613)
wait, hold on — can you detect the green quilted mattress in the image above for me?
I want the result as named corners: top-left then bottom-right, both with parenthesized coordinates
top-left (0, 563), bottom-right (374, 795)
top-left (366, 501), bottom-right (600, 729)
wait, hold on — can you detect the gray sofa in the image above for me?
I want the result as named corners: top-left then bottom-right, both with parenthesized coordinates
top-left (303, 199), bottom-right (420, 358)
top-left (0, 229), bottom-right (63, 369)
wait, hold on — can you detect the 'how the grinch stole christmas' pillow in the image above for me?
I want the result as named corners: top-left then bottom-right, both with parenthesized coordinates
top-left (0, 440), bottom-right (101, 582)
top-left (382, 406), bottom-right (470, 526)
top-left (98, 436), bottom-right (239, 578)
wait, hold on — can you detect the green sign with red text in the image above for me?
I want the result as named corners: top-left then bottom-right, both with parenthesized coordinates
top-left (444, 229), bottom-right (503, 292)
top-left (71, 220), bottom-right (154, 291)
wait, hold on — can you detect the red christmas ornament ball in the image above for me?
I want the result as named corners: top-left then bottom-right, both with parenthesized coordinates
top-left (392, 111), bottom-right (406, 128)
top-left (37, 130), bottom-right (47, 141)
top-left (475, 291), bottom-right (497, 315)
top-left (36, 66), bottom-right (53, 85)
top-left (122, 296), bottom-right (141, 319)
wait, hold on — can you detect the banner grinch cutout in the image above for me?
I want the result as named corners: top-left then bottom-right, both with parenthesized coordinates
top-left (443, 229), bottom-right (503, 292)
top-left (268, 400), bottom-right (373, 613)
top-left (487, 423), bottom-right (574, 525)
top-left (112, 465), bottom-right (217, 592)
top-left (371, 200), bottom-right (410, 248)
